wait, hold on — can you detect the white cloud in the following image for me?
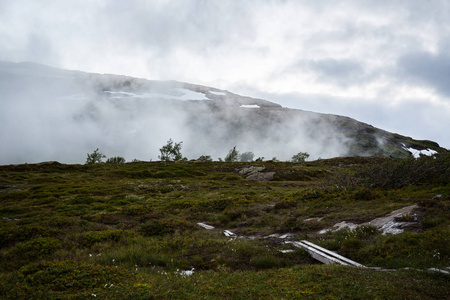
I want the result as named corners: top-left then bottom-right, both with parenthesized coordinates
top-left (0, 0), bottom-right (449, 149)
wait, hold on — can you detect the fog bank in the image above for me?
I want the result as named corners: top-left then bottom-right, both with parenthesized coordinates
top-left (1, 62), bottom-right (353, 164)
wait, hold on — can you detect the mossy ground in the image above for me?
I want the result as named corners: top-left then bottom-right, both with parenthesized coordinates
top-left (0, 157), bottom-right (449, 298)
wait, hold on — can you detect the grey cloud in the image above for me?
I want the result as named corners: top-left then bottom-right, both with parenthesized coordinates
top-left (398, 51), bottom-right (450, 98)
top-left (246, 89), bottom-right (450, 149)
top-left (0, 1), bottom-right (255, 70)
top-left (100, 1), bottom-right (255, 55)
top-left (0, 62), bottom-right (354, 164)
top-left (1, 0), bottom-right (449, 155)
top-left (283, 58), bottom-right (370, 88)
top-left (305, 58), bottom-right (365, 86)
top-left (24, 33), bottom-right (57, 66)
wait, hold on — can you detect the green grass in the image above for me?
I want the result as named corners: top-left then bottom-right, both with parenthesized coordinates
top-left (0, 157), bottom-right (449, 298)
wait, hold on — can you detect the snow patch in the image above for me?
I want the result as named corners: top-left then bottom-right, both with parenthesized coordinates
top-left (197, 222), bottom-right (214, 230)
top-left (240, 104), bottom-right (260, 108)
top-left (173, 88), bottom-right (209, 101)
top-left (210, 91), bottom-right (227, 96)
top-left (104, 88), bottom-right (210, 101)
top-left (224, 230), bottom-right (237, 237)
top-left (401, 144), bottom-right (437, 158)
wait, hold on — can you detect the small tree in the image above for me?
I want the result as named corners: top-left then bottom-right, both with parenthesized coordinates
top-left (240, 151), bottom-right (255, 162)
top-left (86, 148), bottom-right (105, 164)
top-left (197, 155), bottom-right (213, 162)
top-left (159, 139), bottom-right (183, 165)
top-left (291, 152), bottom-right (310, 163)
top-left (106, 156), bottom-right (126, 164)
top-left (225, 146), bottom-right (239, 162)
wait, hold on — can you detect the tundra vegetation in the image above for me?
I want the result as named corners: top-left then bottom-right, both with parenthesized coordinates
top-left (0, 153), bottom-right (449, 298)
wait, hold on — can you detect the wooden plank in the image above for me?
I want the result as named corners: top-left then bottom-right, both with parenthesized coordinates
top-left (288, 240), bottom-right (365, 267)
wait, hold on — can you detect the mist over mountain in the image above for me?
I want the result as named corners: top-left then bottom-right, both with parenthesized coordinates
top-left (0, 61), bottom-right (445, 165)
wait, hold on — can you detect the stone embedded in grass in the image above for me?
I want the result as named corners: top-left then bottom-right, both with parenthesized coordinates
top-left (238, 166), bottom-right (275, 181)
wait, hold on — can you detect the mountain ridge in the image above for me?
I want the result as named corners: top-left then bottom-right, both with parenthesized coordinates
top-left (0, 61), bottom-right (446, 164)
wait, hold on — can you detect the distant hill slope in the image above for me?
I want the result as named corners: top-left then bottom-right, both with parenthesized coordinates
top-left (0, 61), bottom-right (446, 164)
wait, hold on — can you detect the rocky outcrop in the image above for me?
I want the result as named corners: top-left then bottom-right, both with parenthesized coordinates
top-left (238, 166), bottom-right (275, 181)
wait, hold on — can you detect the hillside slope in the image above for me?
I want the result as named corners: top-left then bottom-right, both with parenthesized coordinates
top-left (0, 61), bottom-right (446, 164)
top-left (0, 157), bottom-right (448, 298)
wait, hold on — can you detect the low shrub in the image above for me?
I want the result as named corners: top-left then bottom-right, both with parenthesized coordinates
top-left (139, 218), bottom-right (195, 236)
top-left (352, 188), bottom-right (380, 201)
top-left (359, 153), bottom-right (450, 189)
top-left (106, 156), bottom-right (126, 164)
top-left (14, 237), bottom-right (62, 259)
top-left (78, 230), bottom-right (127, 246)
top-left (0, 225), bottom-right (56, 248)
top-left (250, 255), bottom-right (288, 269)
top-left (279, 217), bottom-right (324, 233)
top-left (3, 261), bottom-right (130, 296)
top-left (68, 196), bottom-right (95, 205)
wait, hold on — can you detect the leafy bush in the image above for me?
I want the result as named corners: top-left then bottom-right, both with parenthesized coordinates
top-left (250, 255), bottom-right (288, 269)
top-left (85, 148), bottom-right (105, 164)
top-left (225, 146), bottom-right (239, 162)
top-left (352, 188), bottom-right (380, 201)
top-left (14, 261), bottom-right (129, 292)
top-left (159, 139), bottom-right (183, 165)
top-left (291, 152), bottom-right (310, 163)
top-left (68, 195), bottom-right (95, 205)
top-left (139, 218), bottom-right (195, 236)
top-left (14, 237), bottom-right (62, 259)
top-left (359, 153), bottom-right (450, 188)
top-left (0, 225), bottom-right (52, 248)
top-left (197, 155), bottom-right (213, 162)
top-left (106, 156), bottom-right (126, 164)
top-left (78, 230), bottom-right (126, 246)
top-left (240, 151), bottom-right (255, 162)
top-left (279, 217), bottom-right (324, 232)
top-left (365, 228), bottom-right (450, 268)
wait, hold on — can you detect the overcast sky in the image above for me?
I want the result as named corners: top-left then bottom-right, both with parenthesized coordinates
top-left (1, 0), bottom-right (449, 149)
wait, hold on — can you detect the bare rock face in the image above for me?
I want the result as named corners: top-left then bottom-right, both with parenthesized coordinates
top-left (247, 172), bottom-right (275, 181)
top-left (238, 166), bottom-right (275, 181)
top-left (365, 204), bottom-right (419, 235)
top-left (319, 204), bottom-right (420, 235)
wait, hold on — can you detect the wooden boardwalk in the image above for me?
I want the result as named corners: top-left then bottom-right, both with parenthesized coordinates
top-left (288, 240), bottom-right (365, 267)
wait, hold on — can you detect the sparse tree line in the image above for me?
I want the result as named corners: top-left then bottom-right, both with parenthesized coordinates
top-left (86, 139), bottom-right (310, 165)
